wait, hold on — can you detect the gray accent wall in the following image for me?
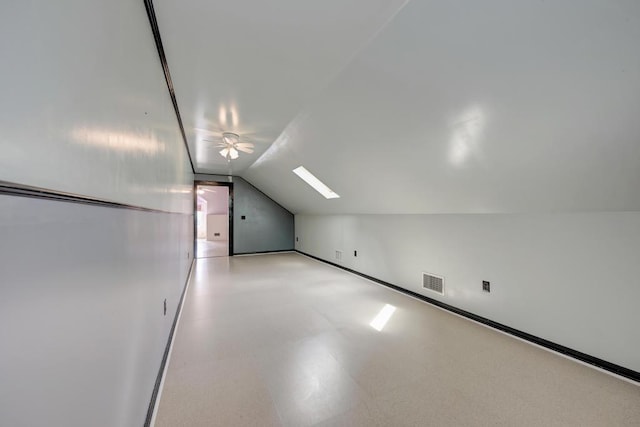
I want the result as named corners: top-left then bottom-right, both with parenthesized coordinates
top-left (194, 175), bottom-right (295, 254)
top-left (233, 177), bottom-right (294, 253)
top-left (295, 213), bottom-right (640, 374)
top-left (234, 177), bottom-right (294, 253)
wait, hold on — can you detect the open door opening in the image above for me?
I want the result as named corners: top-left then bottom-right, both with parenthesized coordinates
top-left (195, 182), bottom-right (233, 258)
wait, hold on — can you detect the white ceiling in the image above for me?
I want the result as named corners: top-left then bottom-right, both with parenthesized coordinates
top-left (157, 0), bottom-right (640, 214)
top-left (154, 0), bottom-right (408, 175)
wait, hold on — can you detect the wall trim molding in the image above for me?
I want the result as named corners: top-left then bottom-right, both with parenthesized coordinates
top-left (0, 180), bottom-right (187, 215)
top-left (295, 250), bottom-right (640, 383)
top-left (143, 0), bottom-right (195, 174)
top-left (234, 249), bottom-right (294, 256)
top-left (144, 257), bottom-right (195, 426)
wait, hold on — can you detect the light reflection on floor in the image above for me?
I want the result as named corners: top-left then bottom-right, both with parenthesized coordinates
top-left (196, 239), bottom-right (228, 258)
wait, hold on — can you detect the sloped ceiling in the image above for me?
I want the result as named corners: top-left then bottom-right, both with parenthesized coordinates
top-left (154, 0), bottom-right (408, 175)
top-left (156, 0), bottom-right (640, 214)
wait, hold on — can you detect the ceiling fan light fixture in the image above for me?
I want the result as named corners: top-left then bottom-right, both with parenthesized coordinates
top-left (222, 132), bottom-right (239, 144)
top-left (216, 131), bottom-right (253, 160)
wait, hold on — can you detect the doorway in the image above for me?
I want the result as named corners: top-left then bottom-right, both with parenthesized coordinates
top-left (194, 181), bottom-right (233, 258)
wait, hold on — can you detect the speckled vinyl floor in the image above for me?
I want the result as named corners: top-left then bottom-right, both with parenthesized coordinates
top-left (154, 253), bottom-right (640, 426)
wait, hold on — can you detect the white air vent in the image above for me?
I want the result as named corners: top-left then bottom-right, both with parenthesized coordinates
top-left (422, 272), bottom-right (444, 295)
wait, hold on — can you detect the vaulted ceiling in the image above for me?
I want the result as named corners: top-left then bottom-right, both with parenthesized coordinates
top-left (155, 0), bottom-right (640, 214)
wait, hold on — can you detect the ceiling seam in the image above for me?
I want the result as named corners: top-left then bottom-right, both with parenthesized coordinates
top-left (245, 0), bottom-right (413, 172)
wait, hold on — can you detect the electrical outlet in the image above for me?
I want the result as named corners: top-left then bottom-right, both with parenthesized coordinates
top-left (354, 250), bottom-right (357, 257)
top-left (335, 250), bottom-right (342, 261)
top-left (163, 298), bottom-right (167, 315)
top-left (482, 281), bottom-right (490, 293)
top-left (296, 236), bottom-right (299, 242)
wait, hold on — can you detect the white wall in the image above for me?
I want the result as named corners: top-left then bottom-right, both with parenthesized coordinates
top-left (207, 214), bottom-right (229, 240)
top-left (203, 187), bottom-right (229, 215)
top-left (0, 0), bottom-right (193, 214)
top-left (295, 213), bottom-right (640, 373)
top-left (0, 196), bottom-right (193, 427)
top-left (0, 0), bottom-right (194, 426)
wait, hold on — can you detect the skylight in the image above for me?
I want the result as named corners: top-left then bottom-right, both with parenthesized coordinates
top-left (292, 166), bottom-right (340, 199)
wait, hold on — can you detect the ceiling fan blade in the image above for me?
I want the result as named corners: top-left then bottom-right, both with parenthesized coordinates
top-left (236, 146), bottom-right (254, 154)
top-left (238, 132), bottom-right (273, 143)
top-left (235, 142), bottom-right (255, 149)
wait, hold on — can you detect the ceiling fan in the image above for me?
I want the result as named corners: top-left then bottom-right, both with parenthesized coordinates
top-left (212, 132), bottom-right (255, 160)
